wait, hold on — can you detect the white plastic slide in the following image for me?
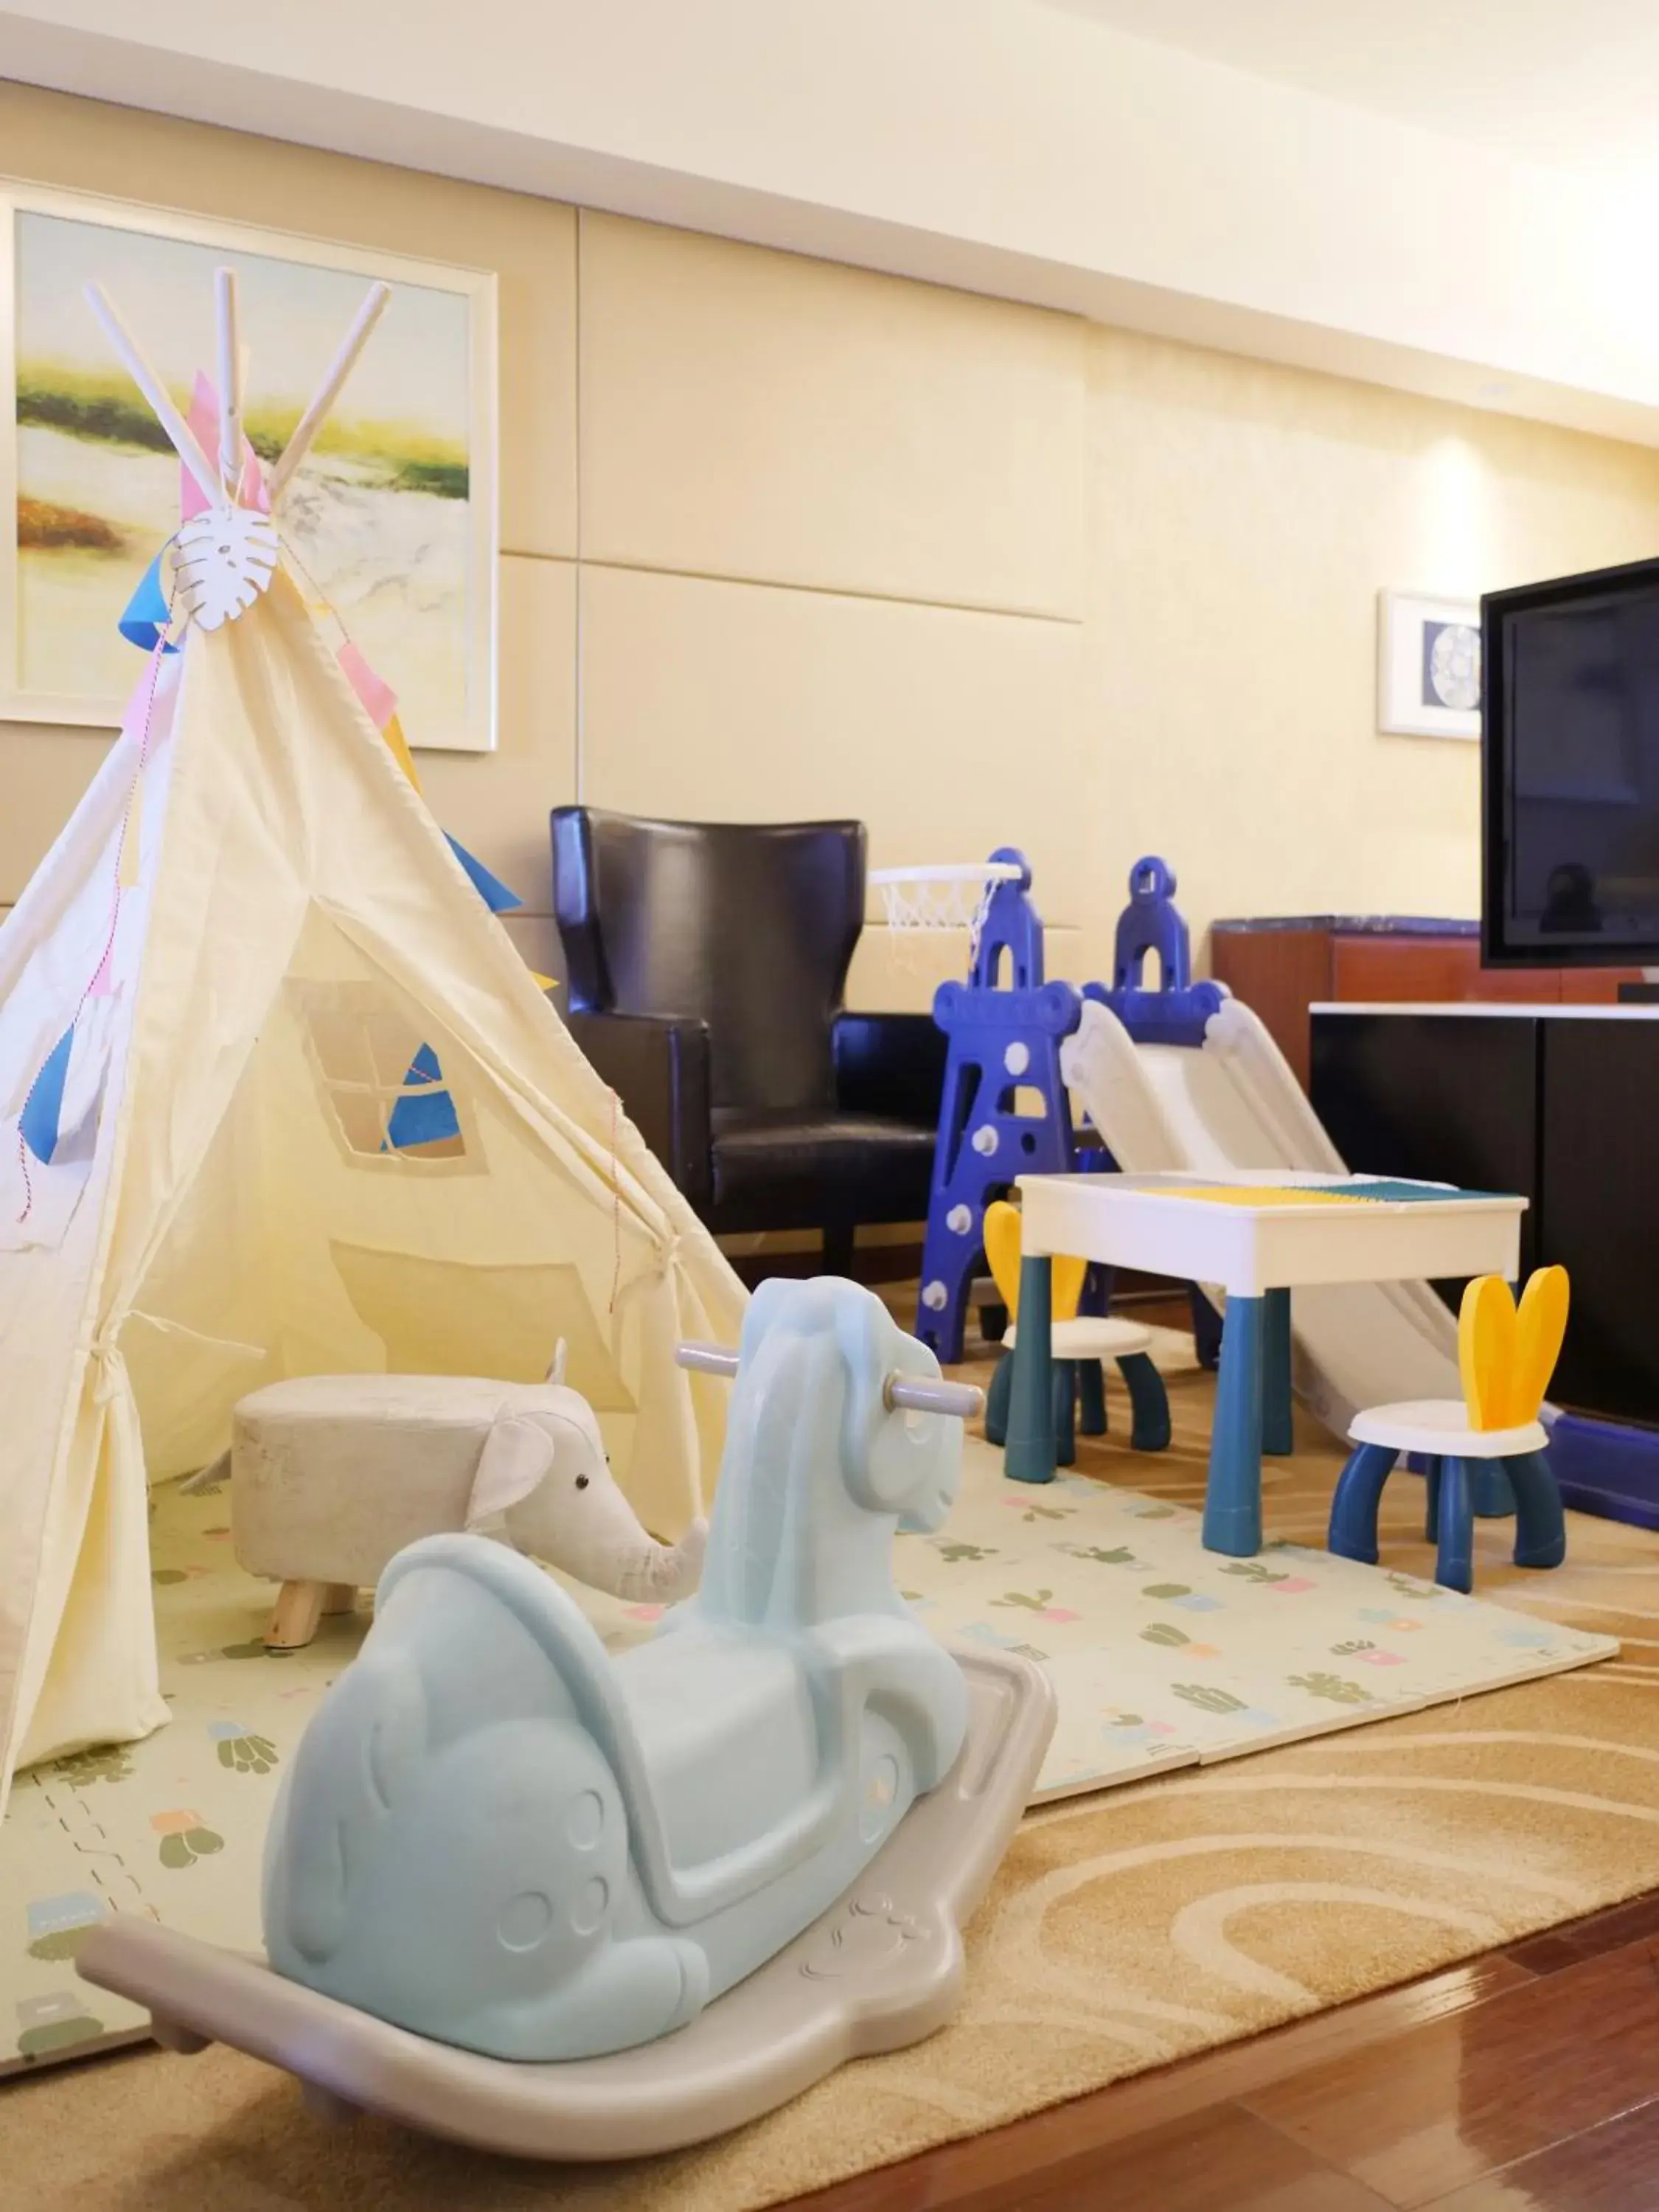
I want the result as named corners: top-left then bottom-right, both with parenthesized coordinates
top-left (1061, 995), bottom-right (1464, 1439)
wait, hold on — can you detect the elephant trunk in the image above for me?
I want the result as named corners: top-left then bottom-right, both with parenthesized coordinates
top-left (608, 1517), bottom-right (707, 1604)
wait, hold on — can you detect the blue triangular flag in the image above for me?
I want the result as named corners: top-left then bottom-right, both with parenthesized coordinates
top-left (20, 1025), bottom-right (74, 1165)
top-left (118, 551), bottom-right (178, 654)
top-left (445, 833), bottom-right (522, 914)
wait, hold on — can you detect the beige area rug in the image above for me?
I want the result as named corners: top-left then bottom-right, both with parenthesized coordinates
top-left (7, 1362), bottom-right (1659, 2211)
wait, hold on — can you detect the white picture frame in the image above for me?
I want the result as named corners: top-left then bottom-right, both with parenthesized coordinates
top-left (2, 181), bottom-right (498, 751)
top-left (1377, 588), bottom-right (1482, 741)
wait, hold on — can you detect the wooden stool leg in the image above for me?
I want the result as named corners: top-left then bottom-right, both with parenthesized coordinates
top-left (266, 1580), bottom-right (327, 1651)
top-left (1508, 1450), bottom-right (1566, 1570)
top-left (1329, 1443), bottom-right (1398, 1565)
top-left (1077, 1358), bottom-right (1108, 1436)
top-left (1435, 1457), bottom-right (1475, 1593)
top-left (321, 1584), bottom-right (358, 1615)
top-left (1119, 1352), bottom-right (1171, 1453)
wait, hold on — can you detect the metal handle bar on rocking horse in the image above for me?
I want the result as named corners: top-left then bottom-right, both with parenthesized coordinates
top-left (675, 1343), bottom-right (983, 1421)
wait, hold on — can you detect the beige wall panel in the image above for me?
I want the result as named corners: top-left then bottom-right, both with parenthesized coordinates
top-left (846, 925), bottom-right (1087, 1014)
top-left (580, 566), bottom-right (1087, 939)
top-left (579, 213), bottom-right (1085, 618)
top-left (419, 554), bottom-right (575, 914)
top-left (0, 724), bottom-right (116, 905)
top-left (1085, 327), bottom-right (1659, 961)
top-left (0, 81), bottom-right (577, 559)
top-left (0, 557), bottom-right (574, 919)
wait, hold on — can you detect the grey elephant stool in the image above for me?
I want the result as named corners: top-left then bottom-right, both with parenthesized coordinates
top-left (231, 1363), bottom-right (704, 1649)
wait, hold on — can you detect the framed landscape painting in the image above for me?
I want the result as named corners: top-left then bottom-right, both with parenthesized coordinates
top-left (1, 185), bottom-right (498, 750)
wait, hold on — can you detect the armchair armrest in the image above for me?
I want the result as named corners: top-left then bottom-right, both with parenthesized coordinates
top-left (832, 1012), bottom-right (947, 1127)
top-left (564, 1012), bottom-right (714, 1210)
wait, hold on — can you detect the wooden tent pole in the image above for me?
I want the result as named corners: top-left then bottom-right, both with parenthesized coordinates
top-left (268, 282), bottom-right (392, 504)
top-left (214, 265), bottom-right (244, 499)
top-left (83, 282), bottom-right (223, 512)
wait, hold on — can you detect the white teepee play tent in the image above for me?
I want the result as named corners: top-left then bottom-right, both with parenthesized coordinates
top-left (0, 271), bottom-right (745, 1806)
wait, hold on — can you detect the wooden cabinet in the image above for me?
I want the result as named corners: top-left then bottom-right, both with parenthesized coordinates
top-left (1208, 919), bottom-right (1638, 1090)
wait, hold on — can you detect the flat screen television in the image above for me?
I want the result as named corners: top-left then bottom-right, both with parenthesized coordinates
top-left (1483, 553), bottom-right (1659, 966)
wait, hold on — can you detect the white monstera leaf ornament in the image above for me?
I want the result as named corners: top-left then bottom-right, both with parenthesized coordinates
top-left (173, 504), bottom-right (279, 630)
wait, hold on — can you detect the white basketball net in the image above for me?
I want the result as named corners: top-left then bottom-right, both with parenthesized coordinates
top-left (870, 861), bottom-right (1022, 970)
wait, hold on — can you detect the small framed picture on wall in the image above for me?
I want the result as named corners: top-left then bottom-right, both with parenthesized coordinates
top-left (1377, 588), bottom-right (1482, 740)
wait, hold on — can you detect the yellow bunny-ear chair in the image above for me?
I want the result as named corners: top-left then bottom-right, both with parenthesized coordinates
top-left (981, 1199), bottom-right (1086, 1324)
top-left (1457, 1274), bottom-right (1518, 1432)
top-left (1457, 1267), bottom-right (1570, 1431)
top-left (980, 1201), bottom-right (1171, 1464)
top-left (1332, 1266), bottom-right (1568, 1596)
top-left (1509, 1265), bottom-right (1570, 1426)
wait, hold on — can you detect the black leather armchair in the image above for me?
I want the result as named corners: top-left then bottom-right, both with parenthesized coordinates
top-left (552, 808), bottom-right (946, 1270)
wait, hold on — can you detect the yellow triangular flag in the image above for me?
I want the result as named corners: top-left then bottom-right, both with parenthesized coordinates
top-left (380, 712), bottom-right (422, 794)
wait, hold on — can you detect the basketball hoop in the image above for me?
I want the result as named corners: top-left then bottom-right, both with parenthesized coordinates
top-left (870, 860), bottom-right (1022, 972)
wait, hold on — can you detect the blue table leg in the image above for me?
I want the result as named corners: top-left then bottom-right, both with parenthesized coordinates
top-left (1203, 1292), bottom-right (1265, 1556)
top-left (1262, 1287), bottom-right (1293, 1456)
top-left (1005, 1255), bottom-right (1057, 1485)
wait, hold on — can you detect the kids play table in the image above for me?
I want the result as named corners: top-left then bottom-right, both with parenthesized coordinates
top-left (1006, 1171), bottom-right (1527, 1557)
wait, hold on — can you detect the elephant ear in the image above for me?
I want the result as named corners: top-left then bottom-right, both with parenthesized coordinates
top-left (465, 1414), bottom-right (557, 1528)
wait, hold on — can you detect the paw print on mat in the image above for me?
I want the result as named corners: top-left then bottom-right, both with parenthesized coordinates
top-left (51, 1745), bottom-right (133, 1790)
top-left (209, 1722), bottom-right (278, 1775)
top-left (151, 1809), bottom-right (225, 1870)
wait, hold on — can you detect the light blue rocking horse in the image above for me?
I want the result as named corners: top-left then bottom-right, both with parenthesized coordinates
top-left (260, 1278), bottom-right (976, 2062)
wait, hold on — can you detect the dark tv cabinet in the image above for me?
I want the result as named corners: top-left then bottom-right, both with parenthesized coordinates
top-left (1209, 916), bottom-right (1638, 1091)
top-left (1312, 1002), bottom-right (1659, 1527)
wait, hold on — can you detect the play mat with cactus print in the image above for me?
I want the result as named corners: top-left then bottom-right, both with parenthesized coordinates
top-left (892, 1447), bottom-right (1615, 1802)
top-left (0, 1445), bottom-right (1615, 2075)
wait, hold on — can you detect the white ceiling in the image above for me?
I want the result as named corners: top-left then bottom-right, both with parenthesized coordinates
top-left (1043, 0), bottom-right (1659, 183)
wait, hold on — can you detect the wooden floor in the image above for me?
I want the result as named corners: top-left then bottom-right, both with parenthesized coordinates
top-left (784, 1888), bottom-right (1659, 2211)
